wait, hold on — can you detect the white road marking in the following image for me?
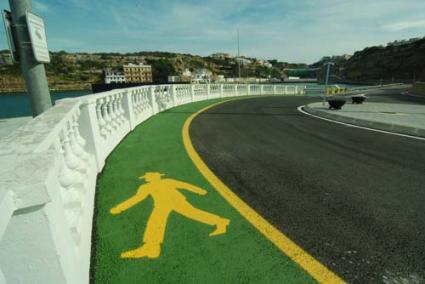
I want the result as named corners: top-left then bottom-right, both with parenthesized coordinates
top-left (297, 105), bottom-right (425, 141)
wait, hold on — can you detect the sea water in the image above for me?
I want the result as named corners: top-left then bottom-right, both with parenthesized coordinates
top-left (0, 90), bottom-right (90, 118)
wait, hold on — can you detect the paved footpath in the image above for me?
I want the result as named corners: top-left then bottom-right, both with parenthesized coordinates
top-left (0, 116), bottom-right (31, 138)
top-left (304, 87), bottom-right (425, 138)
top-left (92, 98), bottom-right (320, 284)
top-left (304, 102), bottom-right (425, 138)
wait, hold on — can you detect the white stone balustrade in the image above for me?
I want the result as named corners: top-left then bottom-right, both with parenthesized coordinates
top-left (130, 86), bottom-right (153, 127)
top-left (250, 84), bottom-right (261, 95)
top-left (209, 84), bottom-right (221, 99)
top-left (0, 99), bottom-right (97, 284)
top-left (193, 84), bottom-right (209, 101)
top-left (223, 84), bottom-right (235, 96)
top-left (174, 84), bottom-right (192, 105)
top-left (0, 83), bottom-right (306, 284)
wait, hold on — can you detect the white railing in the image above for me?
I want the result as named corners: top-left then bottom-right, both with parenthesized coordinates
top-left (0, 83), bottom-right (305, 284)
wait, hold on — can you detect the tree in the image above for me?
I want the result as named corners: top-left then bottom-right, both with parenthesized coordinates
top-left (147, 59), bottom-right (176, 83)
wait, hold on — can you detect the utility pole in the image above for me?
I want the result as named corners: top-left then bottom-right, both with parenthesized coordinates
top-left (323, 62), bottom-right (334, 106)
top-left (9, 0), bottom-right (52, 117)
top-left (237, 28), bottom-right (241, 82)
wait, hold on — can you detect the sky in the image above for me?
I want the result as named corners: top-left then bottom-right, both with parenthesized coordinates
top-left (1, 0), bottom-right (425, 64)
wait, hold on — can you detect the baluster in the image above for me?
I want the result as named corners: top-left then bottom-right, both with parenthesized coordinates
top-left (139, 93), bottom-right (145, 112)
top-left (70, 116), bottom-right (87, 161)
top-left (54, 131), bottom-right (85, 246)
top-left (57, 132), bottom-right (84, 204)
top-left (73, 110), bottom-right (87, 149)
top-left (110, 95), bottom-right (119, 129)
top-left (131, 92), bottom-right (137, 117)
top-left (116, 94), bottom-right (124, 125)
top-left (103, 97), bottom-right (113, 134)
top-left (145, 93), bottom-right (150, 111)
top-left (139, 92), bottom-right (144, 111)
top-left (135, 91), bottom-right (141, 113)
top-left (58, 137), bottom-right (76, 191)
top-left (118, 93), bottom-right (126, 124)
top-left (139, 91), bottom-right (144, 114)
top-left (65, 123), bottom-right (87, 174)
top-left (110, 95), bottom-right (118, 127)
top-left (96, 98), bottom-right (107, 138)
top-left (141, 92), bottom-right (146, 111)
top-left (113, 94), bottom-right (121, 126)
top-left (69, 117), bottom-right (88, 163)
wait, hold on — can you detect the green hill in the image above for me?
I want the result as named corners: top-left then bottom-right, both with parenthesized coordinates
top-left (312, 37), bottom-right (425, 84)
top-left (0, 50), bottom-right (305, 92)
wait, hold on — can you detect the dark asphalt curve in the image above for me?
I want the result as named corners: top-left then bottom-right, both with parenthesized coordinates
top-left (189, 96), bottom-right (425, 284)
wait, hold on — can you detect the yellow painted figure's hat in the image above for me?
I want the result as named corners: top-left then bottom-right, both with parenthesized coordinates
top-left (139, 172), bottom-right (165, 180)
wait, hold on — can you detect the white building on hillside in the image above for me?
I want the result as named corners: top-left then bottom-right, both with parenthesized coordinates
top-left (255, 59), bottom-right (273, 68)
top-left (168, 76), bottom-right (181, 83)
top-left (211, 52), bottom-right (231, 59)
top-left (104, 70), bottom-right (126, 84)
top-left (191, 69), bottom-right (212, 84)
top-left (235, 57), bottom-right (252, 66)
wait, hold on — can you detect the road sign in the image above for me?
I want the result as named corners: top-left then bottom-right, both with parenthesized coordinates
top-left (26, 11), bottom-right (50, 63)
top-left (2, 10), bottom-right (17, 62)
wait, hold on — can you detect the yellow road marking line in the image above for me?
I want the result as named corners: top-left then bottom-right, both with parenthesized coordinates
top-left (182, 99), bottom-right (346, 284)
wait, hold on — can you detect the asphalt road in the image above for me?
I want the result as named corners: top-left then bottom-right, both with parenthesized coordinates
top-left (189, 93), bottom-right (425, 283)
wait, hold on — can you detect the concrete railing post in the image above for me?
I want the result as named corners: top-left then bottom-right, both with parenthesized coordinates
top-left (191, 85), bottom-right (195, 102)
top-left (0, 205), bottom-right (70, 283)
top-left (206, 84), bottom-right (210, 100)
top-left (247, 84), bottom-right (251, 96)
top-left (295, 86), bottom-right (299, 95)
top-left (234, 84), bottom-right (238, 96)
top-left (79, 101), bottom-right (105, 171)
top-left (170, 85), bottom-right (177, 106)
top-left (260, 85), bottom-right (264, 95)
top-left (149, 86), bottom-right (158, 115)
top-left (220, 84), bottom-right (224, 98)
top-left (273, 85), bottom-right (277, 95)
top-left (122, 90), bottom-right (135, 130)
top-left (285, 85), bottom-right (288, 95)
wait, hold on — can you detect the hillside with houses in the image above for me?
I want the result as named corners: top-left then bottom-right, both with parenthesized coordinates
top-left (0, 50), bottom-right (307, 93)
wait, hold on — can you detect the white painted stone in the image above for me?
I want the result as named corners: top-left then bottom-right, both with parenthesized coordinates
top-left (0, 83), bottom-right (306, 284)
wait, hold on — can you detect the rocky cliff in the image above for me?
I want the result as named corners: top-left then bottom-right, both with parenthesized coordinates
top-left (312, 37), bottom-right (425, 84)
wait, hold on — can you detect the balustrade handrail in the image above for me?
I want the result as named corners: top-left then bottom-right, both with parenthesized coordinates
top-left (0, 100), bottom-right (81, 154)
top-left (0, 83), bottom-right (305, 284)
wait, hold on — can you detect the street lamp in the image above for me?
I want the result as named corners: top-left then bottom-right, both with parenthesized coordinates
top-left (323, 62), bottom-right (335, 106)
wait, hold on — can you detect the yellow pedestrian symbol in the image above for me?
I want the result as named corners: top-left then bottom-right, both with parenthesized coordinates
top-left (110, 172), bottom-right (230, 259)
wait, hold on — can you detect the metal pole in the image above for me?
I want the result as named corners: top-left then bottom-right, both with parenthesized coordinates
top-left (237, 28), bottom-right (240, 82)
top-left (323, 62), bottom-right (332, 106)
top-left (325, 63), bottom-right (331, 86)
top-left (9, 0), bottom-right (52, 117)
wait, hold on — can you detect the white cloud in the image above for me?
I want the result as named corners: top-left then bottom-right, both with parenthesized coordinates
top-left (14, 0), bottom-right (425, 63)
top-left (383, 19), bottom-right (425, 32)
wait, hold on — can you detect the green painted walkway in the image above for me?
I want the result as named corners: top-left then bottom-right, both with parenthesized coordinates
top-left (92, 99), bottom-right (316, 283)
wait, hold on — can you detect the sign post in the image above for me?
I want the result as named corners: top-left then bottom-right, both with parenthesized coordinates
top-left (26, 12), bottom-right (50, 63)
top-left (2, 10), bottom-right (18, 62)
top-left (7, 0), bottom-right (52, 117)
